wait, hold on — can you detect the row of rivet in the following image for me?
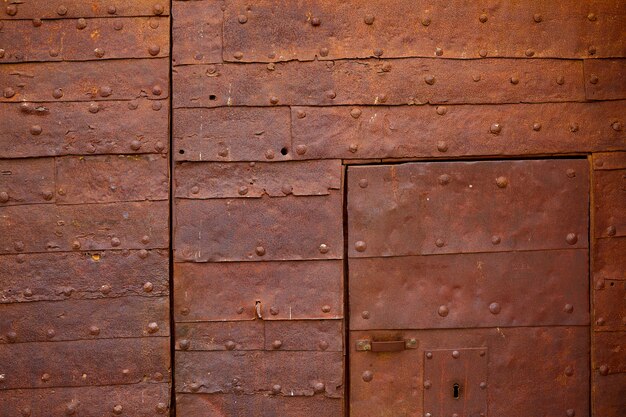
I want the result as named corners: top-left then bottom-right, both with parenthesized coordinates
top-left (10, 236), bottom-right (154, 252)
top-left (178, 304), bottom-right (333, 318)
top-left (5, 402), bottom-right (167, 417)
top-left (4, 4), bottom-right (165, 17)
top-left (177, 338), bottom-right (331, 352)
top-left (184, 379), bottom-right (327, 395)
top-left (3, 85), bottom-right (163, 100)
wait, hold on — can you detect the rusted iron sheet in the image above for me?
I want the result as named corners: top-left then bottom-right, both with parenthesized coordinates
top-left (174, 107), bottom-right (291, 162)
top-left (0, 158), bottom-right (55, 205)
top-left (594, 151), bottom-right (626, 170)
top-left (0, 17), bottom-right (169, 63)
top-left (594, 238), bottom-right (626, 281)
top-left (0, 99), bottom-right (169, 158)
top-left (175, 160), bottom-right (341, 198)
top-left (57, 155), bottom-right (168, 204)
top-left (176, 321), bottom-right (265, 351)
top-left (594, 280), bottom-right (626, 331)
top-left (172, 0), bottom-right (222, 65)
top-left (0, 58), bottom-right (168, 102)
top-left (593, 372), bottom-right (626, 417)
top-left (593, 170), bottom-right (626, 239)
top-left (0, 0), bottom-right (170, 18)
top-left (0, 296), bottom-right (169, 343)
top-left (223, 0), bottom-right (626, 62)
top-left (173, 59), bottom-right (584, 107)
top-left (264, 320), bottom-right (342, 352)
top-left (176, 351), bottom-right (343, 397)
top-left (0, 337), bottom-right (170, 390)
top-left (177, 394), bottom-right (342, 417)
top-left (0, 250), bottom-right (169, 303)
top-left (585, 59), bottom-right (626, 100)
top-left (174, 260), bottom-right (343, 322)
top-left (0, 201), bottom-right (168, 254)
top-left (350, 250), bottom-right (589, 330)
top-left (594, 332), bottom-right (626, 374)
top-left (174, 194), bottom-right (342, 262)
top-left (0, 383), bottom-right (170, 417)
top-left (350, 327), bottom-right (589, 417)
top-left (347, 159), bottom-right (589, 258)
top-left (291, 101), bottom-right (626, 160)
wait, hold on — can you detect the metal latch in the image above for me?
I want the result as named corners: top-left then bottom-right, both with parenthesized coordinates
top-left (356, 338), bottom-right (418, 352)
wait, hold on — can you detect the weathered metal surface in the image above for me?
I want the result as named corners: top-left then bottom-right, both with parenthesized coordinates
top-left (175, 160), bottom-right (341, 198)
top-left (348, 159), bottom-right (589, 258)
top-left (223, 0), bottom-right (626, 62)
top-left (56, 155), bottom-right (169, 204)
top-left (0, 383), bottom-right (170, 417)
top-left (0, 296), bottom-right (169, 343)
top-left (350, 250), bottom-right (589, 330)
top-left (0, 99), bottom-right (169, 158)
top-left (264, 320), bottom-right (343, 352)
top-left (350, 327), bottom-right (589, 417)
top-left (174, 194), bottom-right (342, 262)
top-left (292, 101), bottom-right (626, 159)
top-left (176, 394), bottom-right (342, 417)
top-left (585, 59), bottom-right (626, 100)
top-left (0, 0), bottom-right (170, 19)
top-left (594, 280), bottom-right (626, 331)
top-left (592, 372), bottom-right (626, 417)
top-left (0, 250), bottom-right (169, 303)
top-left (0, 17), bottom-right (169, 63)
top-left (0, 337), bottom-right (170, 390)
top-left (0, 201), bottom-right (168, 254)
top-left (176, 351), bottom-right (343, 397)
top-left (594, 332), bottom-right (626, 374)
top-left (594, 238), bottom-right (626, 281)
top-left (174, 260), bottom-right (343, 322)
top-left (172, 0), bottom-right (223, 65)
top-left (593, 151), bottom-right (626, 171)
top-left (174, 107), bottom-right (291, 162)
top-left (593, 169), bottom-right (626, 238)
top-left (0, 158), bottom-right (55, 205)
top-left (0, 58), bottom-right (168, 102)
top-left (173, 58), bottom-right (584, 108)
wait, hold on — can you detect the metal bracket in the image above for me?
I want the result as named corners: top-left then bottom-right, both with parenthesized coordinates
top-left (356, 338), bottom-right (418, 352)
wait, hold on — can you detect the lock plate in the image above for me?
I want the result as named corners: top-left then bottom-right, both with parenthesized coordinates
top-left (423, 348), bottom-right (488, 417)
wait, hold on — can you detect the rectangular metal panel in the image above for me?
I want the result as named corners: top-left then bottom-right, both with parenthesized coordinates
top-left (291, 101), bottom-right (626, 159)
top-left (0, 297), bottom-right (169, 343)
top-left (175, 351), bottom-right (343, 397)
top-left (0, 383), bottom-right (170, 417)
top-left (223, 0), bottom-right (626, 61)
top-left (0, 58), bottom-right (169, 102)
top-left (347, 159), bottom-right (589, 258)
top-left (176, 321), bottom-right (265, 351)
top-left (594, 151), bottom-right (626, 170)
top-left (0, 17), bottom-right (169, 62)
top-left (174, 107), bottom-right (291, 162)
top-left (594, 280), bottom-right (626, 331)
top-left (0, 337), bottom-right (170, 390)
top-left (173, 260), bottom-right (343, 322)
top-left (594, 238), bottom-right (626, 281)
top-left (0, 250), bottom-right (169, 303)
top-left (56, 155), bottom-right (169, 204)
top-left (173, 59), bottom-right (584, 107)
top-left (350, 327), bottom-right (589, 417)
top-left (174, 194), bottom-right (342, 262)
top-left (0, 1), bottom-right (170, 18)
top-left (172, 0), bottom-right (222, 65)
top-left (350, 250), bottom-right (589, 330)
top-left (0, 158), bottom-right (55, 205)
top-left (593, 169), bottom-right (626, 238)
top-left (594, 332), bottom-right (626, 374)
top-left (175, 160), bottom-right (341, 198)
top-left (585, 59), bottom-right (626, 100)
top-left (264, 320), bottom-right (343, 352)
top-left (0, 201), bottom-right (169, 254)
top-left (592, 372), bottom-right (626, 417)
top-left (0, 99), bottom-right (169, 158)
top-left (176, 393), bottom-right (342, 417)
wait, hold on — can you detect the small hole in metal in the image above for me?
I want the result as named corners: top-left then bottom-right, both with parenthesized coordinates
top-left (280, 147), bottom-right (288, 155)
top-left (453, 383), bottom-right (460, 399)
top-left (209, 94), bottom-right (217, 100)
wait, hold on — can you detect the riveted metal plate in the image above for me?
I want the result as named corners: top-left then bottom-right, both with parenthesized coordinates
top-left (350, 250), bottom-right (589, 330)
top-left (173, 59), bottom-right (584, 108)
top-left (174, 107), bottom-right (291, 162)
top-left (594, 332), bottom-right (626, 374)
top-left (593, 169), bottom-right (626, 239)
top-left (172, 0), bottom-right (222, 65)
top-left (0, 17), bottom-right (169, 63)
top-left (0, 158), bottom-right (55, 206)
top-left (0, 201), bottom-right (169, 254)
top-left (291, 101), bottom-right (626, 160)
top-left (594, 238), bottom-right (626, 281)
top-left (56, 155), bottom-right (169, 204)
top-left (175, 160), bottom-right (341, 198)
top-left (0, 1), bottom-right (170, 19)
top-left (223, 0), bottom-right (626, 62)
top-left (423, 348), bottom-right (488, 417)
top-left (0, 99), bottom-right (169, 158)
top-left (0, 250), bottom-right (169, 303)
top-left (175, 351), bottom-right (343, 397)
top-left (594, 151), bottom-right (626, 171)
top-left (594, 280), bottom-right (626, 331)
top-left (592, 372), bottom-right (626, 417)
top-left (264, 320), bottom-right (343, 352)
top-left (176, 321), bottom-right (265, 351)
top-left (0, 59), bottom-right (168, 102)
top-left (585, 59), bottom-right (626, 100)
top-left (347, 159), bottom-right (589, 258)
top-left (0, 337), bottom-right (170, 390)
top-left (350, 327), bottom-right (589, 417)
top-left (173, 260), bottom-right (343, 322)
top-left (174, 194), bottom-right (342, 262)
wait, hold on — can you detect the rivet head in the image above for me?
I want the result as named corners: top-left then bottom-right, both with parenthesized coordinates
top-left (435, 47), bottom-right (443, 56)
top-left (148, 45), bottom-right (160, 56)
top-left (0, 48), bottom-right (4, 58)
top-left (490, 123), bottom-right (502, 134)
top-left (563, 304), bottom-right (574, 314)
top-left (354, 241), bottom-right (367, 252)
top-left (112, 405), bottom-right (122, 415)
top-left (479, 13), bottom-right (488, 23)
top-left (587, 12), bottom-right (597, 21)
top-left (30, 125), bottom-right (42, 135)
top-left (20, 407), bottom-right (31, 417)
top-left (533, 122), bottom-right (542, 131)
top-left (326, 90), bottom-right (337, 99)
top-left (313, 382), bottom-right (325, 393)
top-left (421, 17), bottom-right (431, 26)
top-left (110, 237), bottom-right (121, 247)
top-left (364, 15), bottom-right (375, 25)
top-left (438, 305), bottom-right (449, 317)
top-left (564, 366), bottom-right (574, 376)
top-left (361, 310), bottom-right (370, 319)
top-left (49, 49), bottom-right (59, 57)
top-left (88, 102), bottom-right (100, 113)
top-left (525, 48), bottom-right (535, 57)
top-left (438, 174), bottom-right (451, 185)
top-left (373, 48), bottom-right (383, 57)
top-left (152, 85), bottom-right (162, 96)
top-left (478, 49), bottom-right (488, 57)
top-left (179, 339), bottom-right (190, 350)
top-left (588, 45), bottom-right (596, 55)
top-left (41, 373), bottom-right (51, 382)
top-left (94, 48), bottom-right (105, 58)
top-left (319, 47), bottom-right (329, 57)
top-left (156, 403), bottom-right (167, 414)
top-left (589, 74), bottom-right (599, 84)
top-left (566, 409), bottom-right (575, 417)
top-left (238, 186), bottom-right (249, 196)
top-left (606, 225), bottom-right (617, 236)
top-left (100, 284), bottom-right (111, 295)
top-left (23, 288), bottom-right (33, 297)
top-left (473, 73), bottom-right (482, 82)
top-left (556, 75), bottom-right (565, 85)
top-left (295, 144), bottom-right (307, 155)
top-left (533, 14), bottom-right (542, 23)
top-left (480, 381), bottom-right (488, 389)
top-left (225, 340), bottom-right (236, 350)
top-left (255, 246), bottom-right (266, 256)
top-left (436, 141), bottom-right (448, 153)
top-left (496, 176), bottom-right (508, 188)
top-left (435, 238), bottom-right (445, 247)
top-left (147, 322), bottom-right (159, 333)
top-left (57, 5), bottom-right (68, 16)
top-left (510, 76), bottom-right (520, 85)
top-left (271, 384), bottom-right (281, 394)
top-left (52, 88), bottom-right (64, 99)
top-left (436, 106), bottom-right (447, 115)
top-left (612, 122), bottom-right (622, 131)
top-left (321, 305), bottom-right (331, 313)
top-left (599, 364), bottom-right (609, 375)
top-left (269, 96), bottom-right (279, 105)
top-left (89, 326), bottom-right (100, 335)
top-left (425, 352), bottom-right (433, 359)
top-left (424, 75), bottom-right (436, 85)
top-left (271, 340), bottom-right (282, 349)
top-left (46, 329), bottom-right (56, 339)
top-left (350, 108), bottom-right (362, 118)
top-left (491, 235), bottom-right (501, 245)
top-left (319, 243), bottom-right (329, 254)
top-left (358, 179), bottom-right (368, 188)
top-left (569, 123), bottom-right (579, 133)
top-left (349, 143), bottom-right (359, 153)
top-left (6, 5), bottom-right (18, 16)
top-left (99, 86), bottom-right (112, 97)
top-left (7, 331), bottom-right (17, 342)
top-left (143, 281), bottom-right (153, 292)
top-left (566, 233), bottom-right (578, 245)
top-left (189, 382), bottom-right (200, 392)
top-left (423, 380), bottom-right (432, 389)
top-left (489, 302), bottom-right (501, 314)
top-left (452, 350), bottom-right (460, 359)
top-left (189, 186), bottom-right (199, 195)
top-left (310, 17), bottom-right (321, 26)
top-left (4, 87), bottom-right (16, 98)
top-left (130, 140), bottom-right (142, 151)
top-left (362, 370), bottom-right (374, 382)
top-left (114, 21), bottom-right (124, 30)
top-left (296, 109), bottom-right (306, 119)
top-left (153, 4), bottom-right (164, 15)
top-left (152, 102), bottom-right (162, 111)
top-left (233, 51), bottom-right (244, 60)
top-left (238, 14), bottom-right (248, 24)
top-left (281, 184), bottom-right (293, 195)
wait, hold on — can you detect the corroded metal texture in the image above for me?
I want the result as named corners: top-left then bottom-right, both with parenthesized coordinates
top-left (0, 1), bottom-right (169, 19)
top-left (172, 0), bottom-right (222, 65)
top-left (585, 59), bottom-right (626, 100)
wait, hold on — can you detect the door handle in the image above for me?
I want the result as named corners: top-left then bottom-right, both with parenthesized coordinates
top-left (356, 338), bottom-right (418, 352)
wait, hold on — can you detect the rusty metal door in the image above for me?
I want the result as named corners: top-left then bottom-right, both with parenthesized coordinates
top-left (348, 159), bottom-right (590, 416)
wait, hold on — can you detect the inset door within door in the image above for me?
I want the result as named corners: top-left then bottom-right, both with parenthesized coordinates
top-left (347, 159), bottom-right (590, 417)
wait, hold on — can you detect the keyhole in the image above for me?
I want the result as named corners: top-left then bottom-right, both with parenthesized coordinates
top-left (453, 383), bottom-right (460, 399)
